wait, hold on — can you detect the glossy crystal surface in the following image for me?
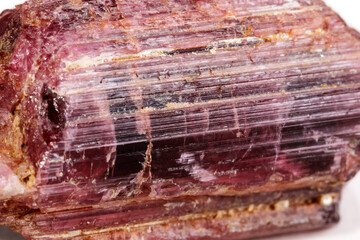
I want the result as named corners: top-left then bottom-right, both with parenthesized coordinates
top-left (0, 0), bottom-right (360, 239)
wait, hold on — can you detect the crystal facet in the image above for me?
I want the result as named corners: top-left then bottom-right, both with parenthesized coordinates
top-left (1, 0), bottom-right (360, 239)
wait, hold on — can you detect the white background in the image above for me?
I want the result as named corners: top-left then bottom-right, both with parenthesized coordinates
top-left (0, 0), bottom-right (359, 239)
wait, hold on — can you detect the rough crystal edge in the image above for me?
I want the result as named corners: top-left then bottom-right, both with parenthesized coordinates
top-left (27, 193), bottom-right (340, 240)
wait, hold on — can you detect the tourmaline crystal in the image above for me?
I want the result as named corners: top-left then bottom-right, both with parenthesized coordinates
top-left (1, 0), bottom-right (360, 239)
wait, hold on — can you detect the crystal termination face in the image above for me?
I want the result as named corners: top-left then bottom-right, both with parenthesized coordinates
top-left (0, 0), bottom-right (360, 239)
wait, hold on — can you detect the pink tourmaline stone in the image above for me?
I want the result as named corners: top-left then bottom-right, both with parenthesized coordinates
top-left (0, 0), bottom-right (360, 239)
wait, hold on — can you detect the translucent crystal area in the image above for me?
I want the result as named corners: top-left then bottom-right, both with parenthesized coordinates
top-left (0, 0), bottom-right (360, 239)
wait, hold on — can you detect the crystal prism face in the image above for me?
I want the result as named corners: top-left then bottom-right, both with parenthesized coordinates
top-left (0, 0), bottom-right (360, 239)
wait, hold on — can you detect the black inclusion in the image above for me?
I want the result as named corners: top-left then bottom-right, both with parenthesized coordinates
top-left (109, 90), bottom-right (147, 178)
top-left (113, 141), bottom-right (148, 178)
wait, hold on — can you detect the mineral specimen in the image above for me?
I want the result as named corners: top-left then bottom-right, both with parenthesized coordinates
top-left (1, 0), bottom-right (360, 239)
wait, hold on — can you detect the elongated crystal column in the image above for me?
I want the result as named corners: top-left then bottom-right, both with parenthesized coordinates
top-left (0, 0), bottom-right (360, 239)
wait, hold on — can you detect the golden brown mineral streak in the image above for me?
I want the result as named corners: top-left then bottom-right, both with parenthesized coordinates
top-left (0, 0), bottom-right (360, 239)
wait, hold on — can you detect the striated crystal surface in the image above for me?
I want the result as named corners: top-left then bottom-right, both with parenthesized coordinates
top-left (0, 0), bottom-right (360, 239)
